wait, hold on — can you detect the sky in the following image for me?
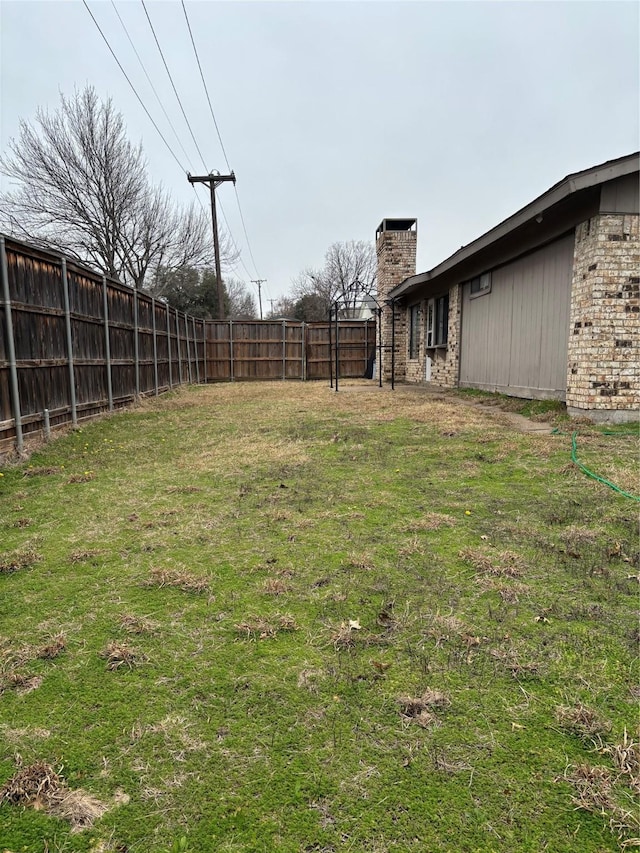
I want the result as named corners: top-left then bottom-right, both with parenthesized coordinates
top-left (1, 0), bottom-right (639, 309)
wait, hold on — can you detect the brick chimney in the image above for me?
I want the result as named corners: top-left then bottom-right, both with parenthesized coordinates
top-left (375, 219), bottom-right (417, 382)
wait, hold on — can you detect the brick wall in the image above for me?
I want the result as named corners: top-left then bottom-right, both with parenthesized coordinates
top-left (404, 286), bottom-right (462, 388)
top-left (566, 214), bottom-right (640, 421)
top-left (376, 226), bottom-right (416, 382)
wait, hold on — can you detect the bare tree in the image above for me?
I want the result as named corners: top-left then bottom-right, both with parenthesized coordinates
top-left (0, 86), bottom-right (234, 289)
top-left (226, 278), bottom-right (257, 319)
top-left (293, 240), bottom-right (377, 316)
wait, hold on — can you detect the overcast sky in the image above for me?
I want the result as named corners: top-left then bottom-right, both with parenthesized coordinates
top-left (1, 0), bottom-right (638, 307)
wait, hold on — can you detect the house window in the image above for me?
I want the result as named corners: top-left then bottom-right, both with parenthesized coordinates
top-left (426, 293), bottom-right (449, 347)
top-left (469, 272), bottom-right (491, 297)
top-left (409, 304), bottom-right (420, 359)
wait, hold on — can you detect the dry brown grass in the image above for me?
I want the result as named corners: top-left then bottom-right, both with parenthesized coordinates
top-left (118, 614), bottom-right (158, 634)
top-left (404, 512), bottom-right (456, 533)
top-left (0, 761), bottom-right (107, 831)
top-left (234, 614), bottom-right (299, 639)
top-left (562, 763), bottom-right (640, 846)
top-left (145, 566), bottom-right (209, 594)
top-left (556, 704), bottom-right (612, 741)
top-left (0, 547), bottom-right (41, 574)
top-left (262, 577), bottom-right (290, 596)
top-left (36, 633), bottom-right (66, 660)
top-left (0, 672), bottom-right (43, 696)
top-left (68, 548), bottom-right (103, 563)
top-left (459, 547), bottom-right (525, 578)
top-left (67, 472), bottom-right (95, 484)
top-left (99, 641), bottom-right (143, 671)
top-left (22, 466), bottom-right (61, 477)
top-left (398, 689), bottom-right (450, 727)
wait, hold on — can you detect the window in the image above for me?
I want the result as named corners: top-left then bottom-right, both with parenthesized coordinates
top-left (426, 293), bottom-right (449, 347)
top-left (469, 272), bottom-right (491, 297)
top-left (409, 304), bottom-right (420, 359)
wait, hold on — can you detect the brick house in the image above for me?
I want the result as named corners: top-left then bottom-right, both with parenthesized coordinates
top-left (377, 152), bottom-right (639, 422)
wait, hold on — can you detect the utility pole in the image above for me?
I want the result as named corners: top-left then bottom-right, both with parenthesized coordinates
top-left (187, 171), bottom-right (235, 319)
top-left (251, 279), bottom-right (266, 319)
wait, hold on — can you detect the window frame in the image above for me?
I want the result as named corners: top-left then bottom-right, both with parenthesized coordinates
top-left (425, 293), bottom-right (449, 348)
top-left (408, 303), bottom-right (420, 360)
top-left (469, 271), bottom-right (491, 299)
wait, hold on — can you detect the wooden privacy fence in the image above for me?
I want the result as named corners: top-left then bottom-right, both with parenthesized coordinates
top-left (206, 319), bottom-right (376, 381)
top-left (0, 234), bottom-right (377, 454)
top-left (0, 236), bottom-right (205, 454)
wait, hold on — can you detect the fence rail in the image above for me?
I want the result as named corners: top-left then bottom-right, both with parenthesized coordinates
top-left (0, 235), bottom-right (377, 455)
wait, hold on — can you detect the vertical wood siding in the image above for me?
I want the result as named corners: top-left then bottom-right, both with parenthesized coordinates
top-left (459, 234), bottom-right (574, 399)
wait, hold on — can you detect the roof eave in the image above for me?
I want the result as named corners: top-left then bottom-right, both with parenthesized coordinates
top-left (389, 152), bottom-right (640, 300)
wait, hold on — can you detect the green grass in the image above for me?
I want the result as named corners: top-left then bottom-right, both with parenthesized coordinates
top-left (0, 381), bottom-right (638, 853)
top-left (455, 387), bottom-right (569, 421)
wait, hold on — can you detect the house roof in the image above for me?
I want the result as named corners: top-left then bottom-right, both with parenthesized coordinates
top-left (389, 151), bottom-right (640, 300)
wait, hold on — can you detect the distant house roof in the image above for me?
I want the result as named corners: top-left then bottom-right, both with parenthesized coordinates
top-left (390, 151), bottom-right (640, 300)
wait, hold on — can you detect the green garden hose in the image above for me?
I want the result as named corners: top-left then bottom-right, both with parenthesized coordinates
top-left (569, 430), bottom-right (640, 502)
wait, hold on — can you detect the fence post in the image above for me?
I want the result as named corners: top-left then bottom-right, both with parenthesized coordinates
top-left (192, 316), bottom-right (200, 383)
top-left (364, 319), bottom-right (369, 376)
top-left (43, 408), bottom-right (51, 441)
top-left (102, 276), bottom-right (113, 411)
top-left (175, 310), bottom-right (183, 385)
top-left (61, 257), bottom-right (78, 425)
top-left (185, 314), bottom-right (193, 383)
top-left (166, 301), bottom-right (173, 389)
top-left (301, 322), bottom-right (306, 381)
top-left (152, 296), bottom-right (159, 396)
top-left (282, 319), bottom-right (286, 381)
top-left (133, 287), bottom-right (140, 398)
top-left (202, 320), bottom-right (208, 385)
top-left (0, 236), bottom-right (23, 453)
top-left (229, 319), bottom-right (234, 382)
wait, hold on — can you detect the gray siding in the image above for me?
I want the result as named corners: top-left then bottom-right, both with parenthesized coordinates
top-left (600, 174), bottom-right (640, 214)
top-left (459, 234), bottom-right (575, 399)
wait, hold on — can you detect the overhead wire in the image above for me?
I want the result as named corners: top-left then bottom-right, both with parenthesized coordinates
top-left (110, 0), bottom-right (193, 169)
top-left (180, 0), bottom-right (265, 290)
top-left (82, 0), bottom-right (187, 174)
top-left (140, 0), bottom-right (208, 172)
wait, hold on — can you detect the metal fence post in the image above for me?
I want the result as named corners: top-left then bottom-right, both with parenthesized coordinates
top-left (192, 316), bottom-right (200, 383)
top-left (61, 257), bottom-right (78, 425)
top-left (152, 296), bottom-right (159, 396)
top-left (0, 236), bottom-right (23, 453)
top-left (301, 322), bottom-right (306, 381)
top-left (133, 287), bottom-right (140, 397)
top-left (175, 310), bottom-right (183, 385)
top-left (202, 320), bottom-right (208, 385)
top-left (43, 408), bottom-right (51, 441)
top-left (229, 319), bottom-right (234, 382)
top-left (102, 276), bottom-right (113, 411)
top-left (282, 319), bottom-right (286, 381)
top-left (166, 301), bottom-right (173, 389)
top-left (185, 314), bottom-right (193, 383)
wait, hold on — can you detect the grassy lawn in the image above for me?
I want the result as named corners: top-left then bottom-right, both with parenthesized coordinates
top-left (0, 381), bottom-right (638, 853)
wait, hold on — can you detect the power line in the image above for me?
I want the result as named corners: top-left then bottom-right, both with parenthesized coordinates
top-left (110, 1), bottom-right (193, 169)
top-left (82, 0), bottom-right (187, 173)
top-left (180, 0), bottom-right (231, 172)
top-left (180, 0), bottom-right (263, 281)
top-left (140, 0), bottom-right (208, 172)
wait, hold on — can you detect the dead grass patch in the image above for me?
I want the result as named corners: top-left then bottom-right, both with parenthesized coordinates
top-left (0, 761), bottom-right (107, 831)
top-left (99, 641), bottom-right (144, 671)
top-left (405, 512), bottom-right (456, 533)
top-left (67, 472), bottom-right (95, 484)
top-left (68, 548), bottom-right (103, 563)
top-left (22, 466), bottom-right (61, 477)
top-left (476, 578), bottom-right (531, 603)
top-left (0, 672), bottom-right (43, 695)
top-left (118, 614), bottom-right (158, 634)
top-left (234, 614), bottom-right (299, 639)
top-left (398, 690), bottom-right (449, 728)
top-left (459, 547), bottom-right (525, 578)
top-left (145, 566), bottom-right (209, 594)
top-left (490, 648), bottom-right (541, 679)
top-left (562, 763), bottom-right (640, 846)
top-left (36, 633), bottom-right (66, 659)
top-left (165, 485), bottom-right (202, 494)
top-left (262, 577), bottom-right (290, 595)
top-left (0, 547), bottom-right (41, 574)
top-left (556, 704), bottom-right (612, 741)
top-left (345, 552), bottom-right (375, 571)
